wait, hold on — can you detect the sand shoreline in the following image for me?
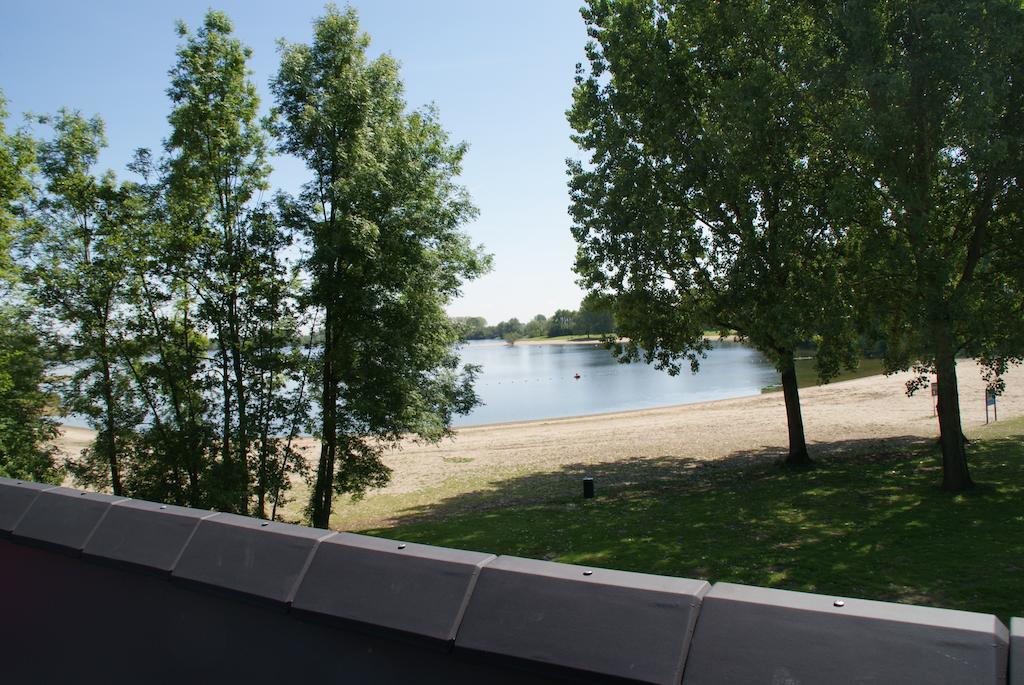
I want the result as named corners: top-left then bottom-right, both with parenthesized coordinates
top-left (52, 361), bottom-right (1023, 504)
top-left (50, 360), bottom-right (1024, 529)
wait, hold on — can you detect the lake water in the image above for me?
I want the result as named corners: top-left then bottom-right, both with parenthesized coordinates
top-left (454, 339), bottom-right (779, 426)
top-left (58, 340), bottom-right (782, 429)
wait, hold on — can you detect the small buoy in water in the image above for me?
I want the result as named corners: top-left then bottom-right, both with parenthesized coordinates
top-left (574, 372), bottom-right (581, 380)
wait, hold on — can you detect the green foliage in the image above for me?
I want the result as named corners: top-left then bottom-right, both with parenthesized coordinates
top-left (568, 0), bottom-right (858, 463)
top-left (452, 316), bottom-right (489, 339)
top-left (825, 0), bottom-right (1024, 490)
top-left (165, 10), bottom-right (304, 515)
top-left (271, 6), bottom-right (490, 527)
top-left (576, 292), bottom-right (615, 337)
top-left (0, 307), bottom-right (61, 483)
top-left (27, 109), bottom-right (140, 495)
top-left (0, 92), bottom-right (35, 286)
top-left (0, 93), bottom-right (58, 481)
top-left (547, 309), bottom-right (578, 338)
top-left (458, 295), bottom-right (616, 340)
top-left (523, 314), bottom-right (549, 338)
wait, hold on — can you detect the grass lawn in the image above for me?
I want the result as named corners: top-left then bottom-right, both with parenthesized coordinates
top-left (365, 417), bottom-right (1024, 622)
top-left (760, 356), bottom-right (887, 392)
top-left (794, 356), bottom-right (887, 388)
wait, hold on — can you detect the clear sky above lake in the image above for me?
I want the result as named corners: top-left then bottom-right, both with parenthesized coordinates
top-left (0, 0), bottom-right (589, 323)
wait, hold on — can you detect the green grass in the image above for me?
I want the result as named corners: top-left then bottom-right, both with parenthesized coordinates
top-left (795, 356), bottom-right (887, 388)
top-left (762, 356), bottom-right (887, 392)
top-left (365, 417), bottom-right (1024, 622)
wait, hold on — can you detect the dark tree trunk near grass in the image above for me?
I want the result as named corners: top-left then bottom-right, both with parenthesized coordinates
top-left (99, 350), bottom-right (122, 495)
top-left (779, 350), bottom-right (810, 467)
top-left (310, 302), bottom-right (337, 529)
top-left (935, 347), bottom-right (973, 492)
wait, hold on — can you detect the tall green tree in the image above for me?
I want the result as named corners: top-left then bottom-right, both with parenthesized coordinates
top-left (0, 311), bottom-right (61, 482)
top-left (29, 110), bottom-right (139, 494)
top-left (524, 314), bottom-right (550, 338)
top-left (1, 92), bottom-right (34, 284)
top-left (568, 0), bottom-right (857, 465)
top-left (98, 152), bottom-right (217, 506)
top-left (827, 0), bottom-right (1024, 491)
top-left (166, 11), bottom-right (300, 513)
top-left (272, 6), bottom-right (490, 528)
top-left (576, 292), bottom-right (616, 336)
top-left (548, 309), bottom-right (579, 337)
top-left (0, 92), bottom-right (61, 483)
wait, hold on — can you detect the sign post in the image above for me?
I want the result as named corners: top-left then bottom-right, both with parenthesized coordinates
top-left (931, 382), bottom-right (938, 418)
top-left (985, 390), bottom-right (997, 424)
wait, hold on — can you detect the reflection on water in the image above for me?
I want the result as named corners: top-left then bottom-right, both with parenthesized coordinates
top-left (455, 339), bottom-right (778, 427)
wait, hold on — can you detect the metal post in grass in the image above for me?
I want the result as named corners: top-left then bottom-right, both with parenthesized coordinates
top-left (583, 476), bottom-right (595, 499)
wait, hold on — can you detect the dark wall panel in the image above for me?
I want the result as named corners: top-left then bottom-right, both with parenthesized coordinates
top-left (0, 539), bottom-right (568, 685)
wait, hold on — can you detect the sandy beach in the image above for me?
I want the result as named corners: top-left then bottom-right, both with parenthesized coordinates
top-left (52, 359), bottom-right (1023, 527)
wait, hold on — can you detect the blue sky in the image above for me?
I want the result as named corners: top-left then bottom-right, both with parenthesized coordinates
top-left (0, 1), bottom-right (590, 323)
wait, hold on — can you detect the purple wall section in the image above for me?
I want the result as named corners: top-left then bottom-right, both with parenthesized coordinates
top-left (0, 476), bottom-right (1016, 684)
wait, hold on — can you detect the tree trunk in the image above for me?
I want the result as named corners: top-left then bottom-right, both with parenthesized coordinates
top-left (780, 350), bottom-right (811, 466)
top-left (256, 370), bottom-right (272, 519)
top-left (180, 295), bottom-right (203, 507)
top-left (215, 335), bottom-right (230, 489)
top-left (100, 350), bottom-right (122, 495)
top-left (934, 346), bottom-right (973, 492)
top-left (310, 303), bottom-right (337, 529)
top-left (228, 290), bottom-right (249, 513)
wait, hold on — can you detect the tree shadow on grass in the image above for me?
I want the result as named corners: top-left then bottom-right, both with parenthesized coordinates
top-left (382, 435), bottom-right (936, 527)
top-left (367, 433), bottom-right (1024, 620)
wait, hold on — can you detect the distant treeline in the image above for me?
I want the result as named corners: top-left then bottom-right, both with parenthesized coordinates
top-left (454, 293), bottom-right (616, 340)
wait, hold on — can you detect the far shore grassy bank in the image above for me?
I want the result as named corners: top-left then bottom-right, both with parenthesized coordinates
top-left (365, 417), bottom-right (1024, 622)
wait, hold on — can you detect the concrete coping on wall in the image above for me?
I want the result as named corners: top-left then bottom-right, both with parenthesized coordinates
top-left (455, 555), bottom-right (711, 684)
top-left (1011, 617), bottom-right (1023, 685)
top-left (11, 484), bottom-right (127, 553)
top-left (0, 476), bottom-right (57, 536)
top-left (291, 532), bottom-right (495, 649)
top-left (682, 582), bottom-right (1009, 684)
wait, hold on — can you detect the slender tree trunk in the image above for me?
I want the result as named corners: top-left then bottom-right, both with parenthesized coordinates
top-left (216, 332), bottom-right (237, 509)
top-left (311, 303), bottom-right (337, 529)
top-left (256, 370), bottom-right (272, 518)
top-left (934, 337), bottom-right (973, 492)
top-left (228, 290), bottom-right (249, 513)
top-left (272, 307), bottom-right (320, 523)
top-left (180, 294), bottom-right (203, 507)
top-left (99, 349), bottom-right (122, 495)
top-left (779, 350), bottom-right (811, 466)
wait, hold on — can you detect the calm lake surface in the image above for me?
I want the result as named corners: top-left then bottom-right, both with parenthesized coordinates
top-left (59, 339), bottom-right (782, 429)
top-left (454, 339), bottom-right (778, 427)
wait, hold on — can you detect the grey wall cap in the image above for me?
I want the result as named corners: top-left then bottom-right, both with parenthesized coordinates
top-left (1011, 618), bottom-right (1022, 685)
top-left (11, 486), bottom-right (126, 552)
top-left (83, 499), bottom-right (217, 573)
top-left (0, 477), bottom-right (57, 535)
top-left (291, 532), bottom-right (495, 644)
top-left (682, 582), bottom-right (1009, 685)
top-left (455, 555), bottom-right (711, 684)
top-left (172, 513), bottom-right (335, 606)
